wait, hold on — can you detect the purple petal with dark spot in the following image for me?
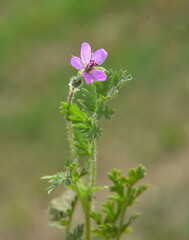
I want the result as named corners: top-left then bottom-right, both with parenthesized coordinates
top-left (91, 70), bottom-right (107, 82)
top-left (83, 72), bottom-right (93, 84)
top-left (71, 57), bottom-right (84, 69)
top-left (92, 49), bottom-right (108, 65)
top-left (81, 43), bottom-right (91, 65)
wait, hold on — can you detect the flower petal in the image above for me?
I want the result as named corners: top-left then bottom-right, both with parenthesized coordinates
top-left (92, 49), bottom-right (108, 65)
top-left (91, 70), bottom-right (107, 82)
top-left (71, 57), bottom-right (84, 69)
top-left (81, 43), bottom-right (91, 65)
top-left (83, 72), bottom-right (93, 84)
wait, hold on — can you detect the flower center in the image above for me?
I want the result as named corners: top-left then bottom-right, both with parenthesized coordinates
top-left (85, 60), bottom-right (98, 72)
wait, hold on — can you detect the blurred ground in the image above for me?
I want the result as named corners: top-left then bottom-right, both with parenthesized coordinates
top-left (1, 0), bottom-right (189, 240)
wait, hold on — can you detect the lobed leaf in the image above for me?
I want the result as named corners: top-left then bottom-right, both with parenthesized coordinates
top-left (67, 224), bottom-right (84, 240)
top-left (49, 191), bottom-right (78, 230)
top-left (92, 165), bottom-right (148, 239)
top-left (41, 172), bottom-right (66, 195)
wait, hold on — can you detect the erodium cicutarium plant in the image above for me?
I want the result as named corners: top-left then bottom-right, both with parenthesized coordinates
top-left (42, 42), bottom-right (148, 240)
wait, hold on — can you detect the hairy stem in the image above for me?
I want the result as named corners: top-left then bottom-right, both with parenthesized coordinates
top-left (79, 139), bottom-right (96, 240)
top-left (90, 139), bottom-right (96, 188)
top-left (85, 84), bottom-right (98, 240)
top-left (68, 121), bottom-right (76, 160)
top-left (67, 85), bottom-right (91, 240)
top-left (67, 87), bottom-right (77, 161)
top-left (82, 140), bottom-right (96, 240)
top-left (91, 83), bottom-right (97, 189)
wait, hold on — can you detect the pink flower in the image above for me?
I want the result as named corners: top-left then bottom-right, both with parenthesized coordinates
top-left (71, 42), bottom-right (108, 84)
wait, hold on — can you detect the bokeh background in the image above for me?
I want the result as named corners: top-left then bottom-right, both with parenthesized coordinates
top-left (1, 0), bottom-right (189, 239)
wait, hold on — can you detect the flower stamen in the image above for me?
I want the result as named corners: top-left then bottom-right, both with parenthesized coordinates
top-left (85, 60), bottom-right (98, 72)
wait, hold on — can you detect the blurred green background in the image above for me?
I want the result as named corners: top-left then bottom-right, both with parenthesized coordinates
top-left (1, 0), bottom-right (189, 239)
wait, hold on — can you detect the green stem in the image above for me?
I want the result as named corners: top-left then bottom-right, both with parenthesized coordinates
top-left (83, 139), bottom-right (96, 240)
top-left (90, 139), bottom-right (96, 188)
top-left (74, 183), bottom-right (91, 240)
top-left (67, 83), bottom-right (98, 240)
top-left (67, 87), bottom-right (80, 174)
top-left (66, 225), bottom-right (69, 240)
top-left (84, 83), bottom-right (97, 240)
top-left (85, 209), bottom-right (91, 240)
top-left (91, 83), bottom-right (97, 189)
top-left (67, 195), bottom-right (78, 238)
top-left (67, 85), bottom-right (92, 240)
top-left (116, 202), bottom-right (127, 240)
top-left (68, 87), bottom-right (77, 161)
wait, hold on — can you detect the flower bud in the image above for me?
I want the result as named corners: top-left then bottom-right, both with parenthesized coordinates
top-left (70, 76), bottom-right (82, 88)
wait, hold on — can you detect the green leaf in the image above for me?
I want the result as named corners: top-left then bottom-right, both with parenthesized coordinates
top-left (95, 69), bottom-right (113, 97)
top-left (90, 186), bottom-right (103, 192)
top-left (49, 191), bottom-right (78, 230)
top-left (41, 172), bottom-right (66, 195)
top-left (113, 71), bottom-right (119, 85)
top-left (135, 184), bottom-right (149, 197)
top-left (102, 201), bottom-right (116, 222)
top-left (127, 164), bottom-right (147, 186)
top-left (74, 130), bottom-right (91, 156)
top-left (86, 120), bottom-right (102, 140)
top-left (79, 168), bottom-right (88, 178)
top-left (49, 207), bottom-right (65, 221)
top-left (123, 227), bottom-right (132, 234)
top-left (49, 222), bottom-right (65, 229)
top-left (107, 193), bottom-right (120, 201)
top-left (67, 224), bottom-right (84, 240)
top-left (78, 86), bottom-right (97, 114)
top-left (122, 213), bottom-right (141, 233)
top-left (96, 69), bottom-right (132, 102)
top-left (97, 104), bottom-right (115, 121)
top-left (41, 160), bottom-right (80, 193)
top-left (91, 212), bottom-right (102, 224)
top-left (92, 165), bottom-right (148, 240)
